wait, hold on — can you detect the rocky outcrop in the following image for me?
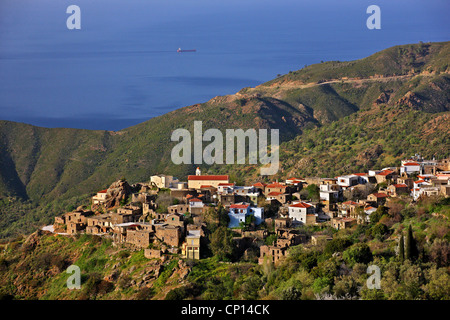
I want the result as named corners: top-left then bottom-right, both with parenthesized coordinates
top-left (92, 179), bottom-right (132, 211)
top-left (396, 91), bottom-right (423, 109)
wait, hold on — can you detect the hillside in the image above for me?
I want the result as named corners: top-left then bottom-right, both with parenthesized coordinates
top-left (0, 41), bottom-right (449, 238)
top-left (0, 196), bottom-right (449, 300)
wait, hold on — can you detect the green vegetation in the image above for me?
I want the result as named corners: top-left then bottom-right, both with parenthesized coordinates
top-left (0, 196), bottom-right (448, 300)
top-left (0, 41), bottom-right (449, 239)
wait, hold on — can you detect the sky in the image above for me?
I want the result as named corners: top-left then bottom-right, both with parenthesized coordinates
top-left (0, 0), bottom-right (449, 130)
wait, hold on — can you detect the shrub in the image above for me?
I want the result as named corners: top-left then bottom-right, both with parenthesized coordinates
top-left (135, 287), bottom-right (155, 300)
top-left (324, 238), bottom-right (353, 256)
top-left (343, 243), bottom-right (373, 266)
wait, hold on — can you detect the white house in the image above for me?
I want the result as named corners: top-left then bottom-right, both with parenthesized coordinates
top-left (319, 183), bottom-right (342, 203)
top-left (217, 183), bottom-right (235, 194)
top-left (364, 206), bottom-right (377, 222)
top-left (92, 189), bottom-right (108, 205)
top-left (336, 175), bottom-right (359, 188)
top-left (353, 173), bottom-right (369, 184)
top-left (400, 162), bottom-right (421, 175)
top-left (188, 198), bottom-right (204, 208)
top-left (368, 170), bottom-right (381, 177)
top-left (288, 202), bottom-right (315, 225)
top-left (228, 203), bottom-right (264, 228)
top-left (150, 174), bottom-right (179, 189)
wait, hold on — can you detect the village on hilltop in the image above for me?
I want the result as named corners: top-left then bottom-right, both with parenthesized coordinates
top-left (51, 154), bottom-right (450, 265)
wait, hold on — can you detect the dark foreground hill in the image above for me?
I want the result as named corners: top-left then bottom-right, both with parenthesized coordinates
top-left (0, 41), bottom-right (449, 238)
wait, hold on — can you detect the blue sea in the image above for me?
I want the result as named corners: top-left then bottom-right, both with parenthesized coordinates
top-left (0, 0), bottom-right (448, 130)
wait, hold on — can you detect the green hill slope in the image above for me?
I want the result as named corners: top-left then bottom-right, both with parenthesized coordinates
top-left (0, 41), bottom-right (449, 238)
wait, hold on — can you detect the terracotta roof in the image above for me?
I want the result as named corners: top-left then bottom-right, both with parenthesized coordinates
top-left (188, 175), bottom-right (229, 181)
top-left (218, 183), bottom-right (235, 186)
top-left (371, 193), bottom-right (388, 198)
top-left (353, 173), bottom-right (368, 176)
top-left (266, 182), bottom-right (286, 188)
top-left (377, 170), bottom-right (394, 176)
top-left (393, 184), bottom-right (408, 188)
top-left (290, 202), bottom-right (312, 208)
top-left (98, 189), bottom-right (108, 194)
top-left (414, 180), bottom-right (425, 184)
top-left (403, 162), bottom-right (420, 166)
top-left (189, 198), bottom-right (202, 202)
top-left (230, 204), bottom-right (249, 209)
top-left (253, 182), bottom-right (266, 187)
top-left (343, 201), bottom-right (360, 206)
top-left (267, 191), bottom-right (283, 196)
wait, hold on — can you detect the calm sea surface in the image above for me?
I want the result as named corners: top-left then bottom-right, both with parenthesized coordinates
top-left (0, 0), bottom-right (448, 130)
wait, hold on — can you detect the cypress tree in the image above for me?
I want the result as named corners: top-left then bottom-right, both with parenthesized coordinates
top-left (405, 224), bottom-right (418, 261)
top-left (398, 233), bottom-right (405, 263)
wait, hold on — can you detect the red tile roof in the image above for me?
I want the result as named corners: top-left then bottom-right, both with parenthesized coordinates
top-left (393, 184), bottom-right (408, 188)
top-left (98, 189), bottom-right (107, 194)
top-left (218, 183), bottom-right (235, 186)
top-left (343, 201), bottom-right (360, 206)
top-left (267, 191), bottom-right (283, 196)
top-left (403, 162), bottom-right (420, 166)
top-left (189, 198), bottom-right (202, 202)
top-left (290, 202), bottom-right (312, 208)
top-left (230, 204), bottom-right (249, 209)
top-left (371, 193), bottom-right (388, 198)
top-left (253, 182), bottom-right (266, 187)
top-left (414, 180), bottom-right (425, 184)
top-left (188, 175), bottom-right (229, 181)
top-left (377, 170), bottom-right (394, 176)
top-left (353, 173), bottom-right (368, 176)
top-left (266, 182), bottom-right (286, 188)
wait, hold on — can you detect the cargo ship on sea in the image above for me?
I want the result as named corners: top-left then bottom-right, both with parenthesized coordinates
top-left (177, 48), bottom-right (196, 53)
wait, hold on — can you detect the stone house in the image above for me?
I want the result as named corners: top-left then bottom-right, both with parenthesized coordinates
top-left (367, 192), bottom-right (389, 207)
top-left (168, 204), bottom-right (189, 214)
top-left (165, 213), bottom-right (186, 233)
top-left (86, 213), bottom-right (113, 234)
top-left (275, 228), bottom-right (306, 247)
top-left (126, 229), bottom-right (153, 248)
top-left (331, 217), bottom-right (357, 230)
top-left (273, 217), bottom-right (292, 230)
top-left (155, 225), bottom-right (181, 247)
top-left (264, 182), bottom-right (286, 195)
top-left (375, 170), bottom-right (396, 184)
top-left (259, 245), bottom-right (288, 265)
top-left (311, 234), bottom-right (333, 246)
top-left (397, 176), bottom-right (414, 189)
top-left (144, 248), bottom-right (163, 259)
top-left (67, 222), bottom-right (85, 235)
top-left (387, 183), bottom-right (410, 197)
top-left (339, 201), bottom-right (363, 218)
top-left (265, 191), bottom-right (289, 204)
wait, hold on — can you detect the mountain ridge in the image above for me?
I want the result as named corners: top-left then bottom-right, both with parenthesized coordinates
top-left (0, 40), bottom-right (449, 238)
